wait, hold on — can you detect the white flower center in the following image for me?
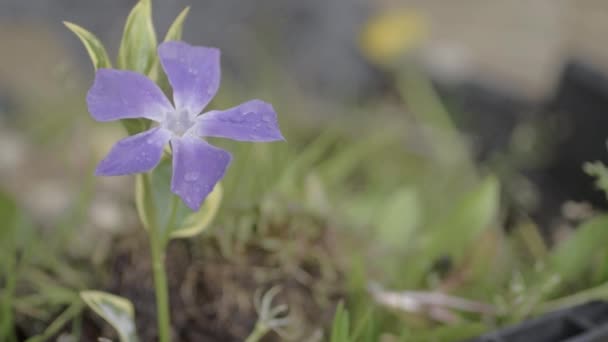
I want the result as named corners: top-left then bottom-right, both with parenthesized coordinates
top-left (162, 109), bottom-right (196, 136)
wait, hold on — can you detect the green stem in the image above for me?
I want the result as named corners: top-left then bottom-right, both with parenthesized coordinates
top-left (143, 174), bottom-right (171, 342)
top-left (164, 195), bottom-right (180, 241)
top-left (244, 323), bottom-right (270, 342)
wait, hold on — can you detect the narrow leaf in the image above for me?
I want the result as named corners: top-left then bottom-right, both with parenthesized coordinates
top-left (425, 175), bottom-right (500, 260)
top-left (549, 214), bottom-right (608, 283)
top-left (330, 302), bottom-right (350, 342)
top-left (80, 291), bottom-right (138, 342)
top-left (163, 6), bottom-right (190, 42)
top-left (376, 187), bottom-right (420, 249)
top-left (63, 22), bottom-right (112, 70)
top-left (118, 0), bottom-right (157, 74)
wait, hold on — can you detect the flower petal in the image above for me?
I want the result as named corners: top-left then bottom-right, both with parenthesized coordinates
top-left (192, 100), bottom-right (284, 142)
top-left (87, 69), bottom-right (173, 122)
top-left (158, 41), bottom-right (220, 115)
top-left (170, 135), bottom-right (232, 211)
top-left (95, 127), bottom-right (172, 176)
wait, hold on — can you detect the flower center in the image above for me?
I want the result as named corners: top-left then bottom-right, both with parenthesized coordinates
top-left (162, 109), bottom-right (195, 136)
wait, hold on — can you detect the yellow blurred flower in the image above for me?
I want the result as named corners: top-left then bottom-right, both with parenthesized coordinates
top-left (359, 9), bottom-right (428, 67)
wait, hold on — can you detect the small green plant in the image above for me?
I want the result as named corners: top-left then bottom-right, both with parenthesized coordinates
top-left (65, 1), bottom-right (284, 340)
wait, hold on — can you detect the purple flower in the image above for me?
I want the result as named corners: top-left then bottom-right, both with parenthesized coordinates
top-left (87, 41), bottom-right (284, 211)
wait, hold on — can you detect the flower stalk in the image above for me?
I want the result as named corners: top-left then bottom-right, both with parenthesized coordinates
top-left (143, 173), bottom-right (171, 342)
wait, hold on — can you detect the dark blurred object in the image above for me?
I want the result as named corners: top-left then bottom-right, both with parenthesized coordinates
top-left (530, 60), bottom-right (608, 222)
top-left (467, 301), bottom-right (608, 342)
top-left (434, 78), bottom-right (535, 161)
top-left (434, 59), bottom-right (608, 231)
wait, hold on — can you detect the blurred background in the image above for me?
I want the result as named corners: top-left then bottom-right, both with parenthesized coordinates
top-left (4, 0), bottom-right (608, 341)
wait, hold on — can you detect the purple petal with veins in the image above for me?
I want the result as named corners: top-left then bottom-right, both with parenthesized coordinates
top-left (192, 100), bottom-right (284, 142)
top-left (170, 135), bottom-right (232, 210)
top-left (158, 41), bottom-right (220, 116)
top-left (95, 127), bottom-right (172, 176)
top-left (87, 69), bottom-right (173, 122)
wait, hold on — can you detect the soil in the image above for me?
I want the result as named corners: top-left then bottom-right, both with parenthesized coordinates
top-left (91, 221), bottom-right (345, 342)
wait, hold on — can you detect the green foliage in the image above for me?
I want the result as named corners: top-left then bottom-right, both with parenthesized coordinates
top-left (549, 214), bottom-right (608, 286)
top-left (80, 291), bottom-right (138, 342)
top-left (63, 22), bottom-right (112, 70)
top-left (330, 302), bottom-right (351, 342)
top-left (0, 190), bottom-right (18, 342)
top-left (117, 0), bottom-right (157, 75)
top-left (0, 188), bottom-right (90, 341)
top-left (376, 187), bottom-right (420, 249)
top-left (163, 7), bottom-right (190, 42)
top-left (424, 175), bottom-right (500, 263)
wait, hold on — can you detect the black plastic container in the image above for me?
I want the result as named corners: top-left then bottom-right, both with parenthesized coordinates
top-left (467, 301), bottom-right (608, 342)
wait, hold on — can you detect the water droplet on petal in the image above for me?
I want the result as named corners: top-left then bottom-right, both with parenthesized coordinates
top-left (184, 171), bottom-right (199, 181)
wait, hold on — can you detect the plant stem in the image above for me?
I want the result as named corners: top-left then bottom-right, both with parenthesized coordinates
top-left (143, 173), bottom-right (171, 342)
top-left (244, 323), bottom-right (269, 342)
top-left (164, 194), bottom-right (179, 241)
top-left (150, 233), bottom-right (171, 342)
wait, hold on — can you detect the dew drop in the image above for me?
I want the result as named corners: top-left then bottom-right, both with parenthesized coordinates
top-left (184, 171), bottom-right (199, 181)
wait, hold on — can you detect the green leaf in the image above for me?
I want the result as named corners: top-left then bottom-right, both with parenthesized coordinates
top-left (376, 187), bottom-right (420, 249)
top-left (549, 214), bottom-right (608, 283)
top-left (80, 291), bottom-right (138, 342)
top-left (151, 6), bottom-right (190, 90)
top-left (24, 301), bottom-right (84, 342)
top-left (118, 0), bottom-right (157, 74)
top-left (424, 175), bottom-right (500, 261)
top-left (63, 22), bottom-right (112, 70)
top-left (135, 157), bottom-right (223, 240)
top-left (163, 6), bottom-right (190, 42)
top-left (330, 302), bottom-right (351, 342)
